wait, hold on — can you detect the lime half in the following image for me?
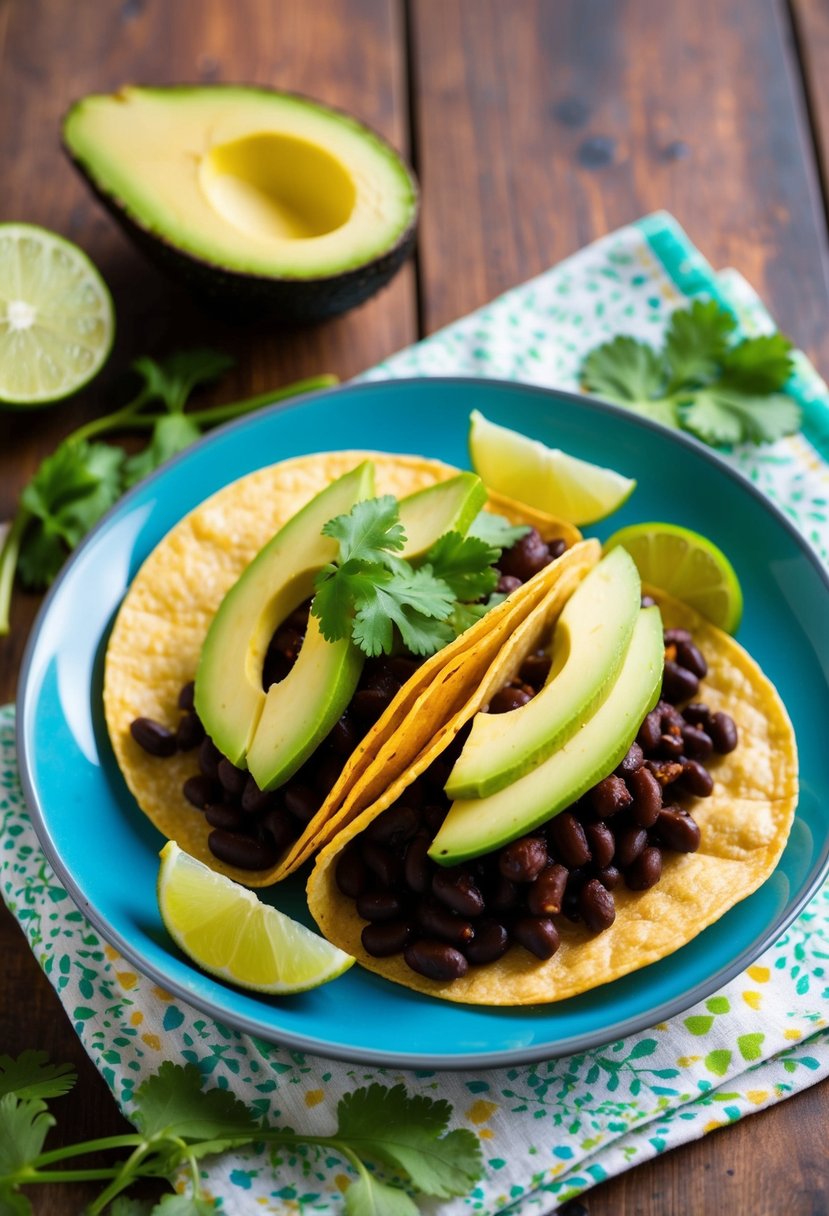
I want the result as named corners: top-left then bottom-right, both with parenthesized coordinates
top-left (469, 409), bottom-right (636, 525)
top-left (0, 223), bottom-right (114, 405)
top-left (157, 842), bottom-right (354, 994)
top-left (603, 522), bottom-right (743, 633)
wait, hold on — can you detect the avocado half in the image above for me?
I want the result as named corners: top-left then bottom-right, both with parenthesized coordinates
top-left (63, 85), bottom-right (419, 322)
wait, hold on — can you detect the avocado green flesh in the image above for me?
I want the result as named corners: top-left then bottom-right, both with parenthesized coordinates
top-left (63, 85), bottom-right (418, 281)
top-left (429, 606), bottom-right (664, 867)
top-left (444, 547), bottom-right (641, 799)
top-left (194, 462), bottom-right (375, 767)
top-left (398, 474), bottom-right (487, 560)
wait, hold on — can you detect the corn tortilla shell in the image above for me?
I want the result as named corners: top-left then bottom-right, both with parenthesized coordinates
top-left (104, 450), bottom-right (582, 887)
top-left (306, 592), bottom-right (798, 1004)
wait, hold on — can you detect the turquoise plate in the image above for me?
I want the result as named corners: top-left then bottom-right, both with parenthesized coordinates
top-left (18, 378), bottom-right (829, 1068)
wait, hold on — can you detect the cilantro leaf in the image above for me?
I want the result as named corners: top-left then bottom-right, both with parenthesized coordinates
top-left (449, 592), bottom-right (505, 638)
top-left (467, 511), bottom-right (530, 549)
top-left (424, 532), bottom-right (500, 601)
top-left (0, 1185), bottom-right (32, 1215)
top-left (109, 1201), bottom-right (156, 1216)
top-left (582, 335), bottom-right (666, 404)
top-left (681, 387), bottom-right (801, 446)
top-left (133, 1062), bottom-right (258, 1142)
top-left (132, 350), bottom-right (235, 412)
top-left (336, 1084), bottom-right (484, 1199)
top-left (0, 1096), bottom-right (55, 1175)
top-left (720, 332), bottom-right (794, 392)
top-left (122, 414), bottom-right (202, 488)
top-left (352, 574), bottom-right (454, 658)
top-left (149, 1195), bottom-right (218, 1215)
top-left (322, 495), bottom-right (406, 566)
top-left (664, 298), bottom-right (736, 388)
top-left (344, 1174), bottom-right (419, 1216)
top-left (0, 1053), bottom-right (76, 1101)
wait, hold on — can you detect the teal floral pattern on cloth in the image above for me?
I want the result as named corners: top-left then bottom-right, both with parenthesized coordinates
top-left (3, 214), bottom-right (829, 1213)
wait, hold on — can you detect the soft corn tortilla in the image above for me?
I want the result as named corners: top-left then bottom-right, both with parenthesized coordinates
top-left (306, 591), bottom-right (798, 1005)
top-left (104, 450), bottom-right (584, 887)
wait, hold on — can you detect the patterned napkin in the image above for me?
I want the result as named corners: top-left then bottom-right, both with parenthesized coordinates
top-left (3, 213), bottom-right (829, 1214)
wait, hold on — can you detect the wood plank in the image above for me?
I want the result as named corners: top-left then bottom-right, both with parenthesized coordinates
top-left (409, 0), bottom-right (829, 375)
top-left (792, 0), bottom-right (829, 210)
top-left (0, 3), bottom-right (413, 1212)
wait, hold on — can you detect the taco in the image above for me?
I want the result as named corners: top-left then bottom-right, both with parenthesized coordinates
top-left (103, 450), bottom-right (590, 887)
top-left (306, 561), bottom-right (798, 1005)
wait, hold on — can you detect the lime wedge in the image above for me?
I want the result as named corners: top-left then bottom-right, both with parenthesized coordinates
top-left (468, 409), bottom-right (636, 525)
top-left (0, 223), bottom-right (114, 406)
top-left (603, 522), bottom-right (743, 633)
top-left (157, 842), bottom-right (354, 994)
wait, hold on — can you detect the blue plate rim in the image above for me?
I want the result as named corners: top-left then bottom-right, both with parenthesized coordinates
top-left (16, 375), bottom-right (829, 1069)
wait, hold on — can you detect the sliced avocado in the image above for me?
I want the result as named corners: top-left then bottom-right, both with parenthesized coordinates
top-left (62, 86), bottom-right (418, 322)
top-left (195, 461), bottom-right (375, 767)
top-left (429, 606), bottom-right (664, 866)
top-left (398, 473), bottom-right (487, 559)
top-left (444, 547), bottom-right (641, 799)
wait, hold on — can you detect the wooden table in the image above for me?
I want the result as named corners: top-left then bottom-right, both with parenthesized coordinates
top-left (2, 2), bottom-right (827, 1212)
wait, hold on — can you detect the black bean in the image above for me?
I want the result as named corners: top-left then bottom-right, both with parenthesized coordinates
top-left (676, 639), bottom-right (708, 679)
top-left (312, 752), bottom-right (343, 796)
top-left (404, 939), bottom-right (468, 981)
top-left (656, 806), bottom-right (701, 853)
top-left (488, 686), bottom-right (533, 714)
top-left (466, 921), bottom-right (510, 965)
top-left (683, 702), bottom-right (712, 728)
top-left (217, 757), bottom-right (248, 798)
top-left (579, 878), bottom-right (616, 932)
top-left (628, 765), bottom-right (663, 827)
top-left (283, 783), bottom-right (320, 824)
top-left (403, 834), bottom-right (433, 894)
top-left (679, 758), bottom-right (714, 798)
top-left (204, 804), bottom-right (247, 832)
top-left (130, 717), bottom-right (177, 757)
top-left (198, 736), bottom-right (222, 779)
top-left (241, 776), bottom-right (277, 815)
top-left (498, 835), bottom-right (548, 882)
top-left (657, 731), bottom-right (684, 759)
top-left (513, 916), bottom-right (560, 960)
top-left (520, 652), bottom-right (552, 688)
top-left (585, 822), bottom-right (615, 869)
top-left (489, 874), bottom-right (519, 912)
top-left (590, 775), bottom-right (633, 819)
top-left (387, 655), bottom-right (422, 682)
top-left (662, 660), bottom-right (699, 703)
top-left (614, 826), bottom-right (648, 869)
top-left (658, 700), bottom-right (686, 729)
top-left (638, 709), bottom-right (663, 752)
top-left (432, 867), bottom-right (485, 917)
top-left (496, 574), bottom-right (522, 595)
top-left (207, 830), bottom-right (279, 870)
top-left (417, 900), bottom-right (475, 946)
top-left (351, 687), bottom-right (395, 723)
top-left (548, 539), bottom-right (567, 560)
top-left (330, 713), bottom-right (361, 756)
top-left (285, 601), bottom-right (311, 631)
top-left (356, 890), bottom-right (405, 922)
top-left (663, 627), bottom-right (693, 646)
top-left (549, 812), bottom-right (591, 868)
top-left (259, 807), bottom-right (296, 853)
top-left (182, 774), bottom-right (222, 809)
top-left (709, 711), bottom-right (738, 754)
top-left (595, 864), bottom-right (621, 890)
top-left (366, 803), bottom-right (421, 848)
top-left (176, 711), bottom-right (204, 751)
top-left (422, 801), bottom-right (448, 834)
top-left (336, 842), bottom-right (368, 899)
top-left (625, 845), bottom-right (663, 890)
top-left (681, 724), bottom-right (714, 760)
top-left (498, 529), bottom-right (551, 581)
top-left (617, 742), bottom-right (644, 776)
top-left (646, 759), bottom-right (685, 788)
top-left (262, 649), bottom-right (290, 690)
top-left (526, 863), bottom-right (569, 915)
top-left (178, 681), bottom-right (196, 711)
top-left (362, 921), bottom-right (414, 957)
top-left (272, 625), bottom-right (304, 661)
top-left (362, 841), bottom-right (403, 888)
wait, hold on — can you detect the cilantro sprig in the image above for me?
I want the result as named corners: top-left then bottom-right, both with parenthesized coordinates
top-left (0, 1052), bottom-right (483, 1214)
top-left (0, 351), bottom-right (337, 634)
top-left (581, 299), bottom-right (801, 446)
top-left (312, 497), bottom-right (523, 658)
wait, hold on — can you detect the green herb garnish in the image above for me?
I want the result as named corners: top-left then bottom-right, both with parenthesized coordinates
top-left (0, 350), bottom-right (336, 634)
top-left (312, 499), bottom-right (516, 658)
top-left (581, 299), bottom-right (800, 446)
top-left (0, 1053), bottom-right (483, 1214)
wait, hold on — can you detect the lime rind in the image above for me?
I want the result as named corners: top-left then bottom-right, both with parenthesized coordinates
top-left (0, 222), bottom-right (114, 406)
top-left (603, 522), bottom-right (743, 634)
top-left (468, 409), bottom-right (636, 526)
top-left (157, 841), bottom-right (354, 994)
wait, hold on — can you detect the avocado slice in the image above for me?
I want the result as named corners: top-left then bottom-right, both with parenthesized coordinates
top-left (444, 547), bottom-right (641, 799)
top-left (62, 86), bottom-right (418, 322)
top-left (429, 606), bottom-right (664, 866)
top-left (195, 461), bottom-right (376, 768)
top-left (244, 472), bottom-right (489, 791)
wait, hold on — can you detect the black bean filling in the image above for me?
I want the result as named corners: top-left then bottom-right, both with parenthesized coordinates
top-left (336, 622), bottom-right (739, 983)
top-left (129, 528), bottom-right (567, 871)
